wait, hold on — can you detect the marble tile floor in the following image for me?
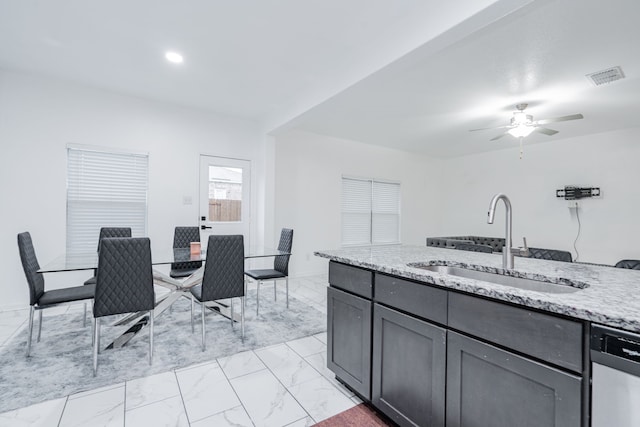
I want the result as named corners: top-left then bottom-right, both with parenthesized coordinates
top-left (0, 274), bottom-right (364, 427)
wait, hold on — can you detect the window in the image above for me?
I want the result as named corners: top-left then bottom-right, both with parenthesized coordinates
top-left (341, 177), bottom-right (401, 246)
top-left (207, 166), bottom-right (242, 222)
top-left (66, 146), bottom-right (149, 255)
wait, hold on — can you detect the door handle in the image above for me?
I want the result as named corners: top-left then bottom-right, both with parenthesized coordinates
top-left (201, 225), bottom-right (212, 230)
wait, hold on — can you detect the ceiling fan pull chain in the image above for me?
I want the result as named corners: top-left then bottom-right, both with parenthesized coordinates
top-left (519, 136), bottom-right (524, 159)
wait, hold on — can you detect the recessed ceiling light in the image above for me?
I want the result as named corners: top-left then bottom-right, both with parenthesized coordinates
top-left (165, 51), bottom-right (184, 64)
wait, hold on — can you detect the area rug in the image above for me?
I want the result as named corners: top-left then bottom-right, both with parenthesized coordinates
top-left (313, 403), bottom-right (394, 427)
top-left (0, 289), bottom-right (326, 413)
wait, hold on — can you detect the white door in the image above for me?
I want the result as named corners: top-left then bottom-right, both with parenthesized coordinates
top-left (199, 155), bottom-right (251, 249)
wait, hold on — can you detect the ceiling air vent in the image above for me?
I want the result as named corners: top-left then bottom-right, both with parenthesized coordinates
top-left (586, 66), bottom-right (625, 86)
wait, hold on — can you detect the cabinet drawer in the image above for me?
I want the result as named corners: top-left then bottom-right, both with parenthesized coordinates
top-left (448, 293), bottom-right (583, 373)
top-left (329, 261), bottom-right (373, 299)
top-left (375, 273), bottom-right (447, 325)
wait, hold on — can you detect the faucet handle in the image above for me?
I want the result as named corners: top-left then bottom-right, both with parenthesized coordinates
top-left (519, 237), bottom-right (530, 257)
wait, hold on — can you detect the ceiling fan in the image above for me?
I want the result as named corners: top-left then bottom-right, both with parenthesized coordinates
top-left (469, 103), bottom-right (584, 141)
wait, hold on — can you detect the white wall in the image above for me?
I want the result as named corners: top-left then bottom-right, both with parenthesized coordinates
top-left (0, 70), bottom-right (264, 310)
top-left (272, 130), bottom-right (444, 277)
top-left (437, 128), bottom-right (640, 264)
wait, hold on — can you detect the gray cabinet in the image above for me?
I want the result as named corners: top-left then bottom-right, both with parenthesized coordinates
top-left (327, 286), bottom-right (372, 399)
top-left (447, 331), bottom-right (582, 427)
top-left (372, 303), bottom-right (446, 427)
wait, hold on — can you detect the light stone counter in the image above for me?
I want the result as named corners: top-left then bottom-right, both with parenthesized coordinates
top-left (314, 245), bottom-right (640, 333)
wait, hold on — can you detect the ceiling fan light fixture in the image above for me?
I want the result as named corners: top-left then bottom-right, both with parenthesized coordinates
top-left (507, 125), bottom-right (535, 138)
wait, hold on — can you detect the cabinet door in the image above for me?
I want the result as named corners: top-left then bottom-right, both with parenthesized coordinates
top-left (372, 304), bottom-right (446, 427)
top-left (327, 286), bottom-right (372, 399)
top-left (447, 332), bottom-right (581, 427)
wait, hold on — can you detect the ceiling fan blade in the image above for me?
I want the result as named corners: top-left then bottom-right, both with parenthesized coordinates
top-left (535, 113), bottom-right (584, 125)
top-left (469, 125), bottom-right (513, 132)
top-left (490, 132), bottom-right (508, 141)
top-left (535, 127), bottom-right (559, 136)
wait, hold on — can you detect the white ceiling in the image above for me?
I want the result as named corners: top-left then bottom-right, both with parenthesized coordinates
top-left (1, 0), bottom-right (638, 158)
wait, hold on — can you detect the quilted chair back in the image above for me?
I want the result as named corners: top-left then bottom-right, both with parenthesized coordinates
top-left (528, 247), bottom-right (573, 262)
top-left (201, 235), bottom-right (244, 302)
top-left (17, 232), bottom-right (45, 306)
top-left (614, 259), bottom-right (640, 270)
top-left (171, 226), bottom-right (202, 270)
top-left (274, 228), bottom-right (294, 275)
top-left (173, 227), bottom-right (200, 248)
top-left (97, 227), bottom-right (132, 251)
top-left (94, 237), bottom-right (155, 318)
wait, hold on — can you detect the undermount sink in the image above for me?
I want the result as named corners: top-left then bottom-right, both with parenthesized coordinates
top-left (411, 264), bottom-right (586, 294)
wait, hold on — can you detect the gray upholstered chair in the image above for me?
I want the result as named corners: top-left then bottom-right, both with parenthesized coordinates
top-left (245, 228), bottom-right (293, 316)
top-left (614, 259), bottom-right (640, 270)
top-left (527, 247), bottom-right (573, 262)
top-left (17, 232), bottom-right (95, 357)
top-left (170, 226), bottom-right (202, 278)
top-left (190, 234), bottom-right (245, 351)
top-left (454, 243), bottom-right (493, 253)
top-left (92, 237), bottom-right (155, 376)
top-left (84, 227), bottom-right (132, 286)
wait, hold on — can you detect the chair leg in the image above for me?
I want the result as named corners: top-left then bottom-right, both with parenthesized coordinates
top-left (190, 295), bottom-right (195, 333)
top-left (274, 280), bottom-right (277, 301)
top-left (93, 318), bottom-right (100, 376)
top-left (149, 310), bottom-right (154, 365)
top-left (201, 301), bottom-right (206, 352)
top-left (230, 298), bottom-right (234, 328)
top-left (241, 296), bottom-right (245, 340)
top-left (256, 280), bottom-right (261, 316)
top-left (83, 302), bottom-right (87, 327)
top-left (286, 277), bottom-right (289, 309)
top-left (26, 306), bottom-right (34, 357)
top-left (37, 309), bottom-right (43, 342)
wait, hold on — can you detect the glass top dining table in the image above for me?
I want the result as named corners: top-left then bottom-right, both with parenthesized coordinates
top-left (37, 246), bottom-right (290, 349)
top-left (38, 247), bottom-right (290, 273)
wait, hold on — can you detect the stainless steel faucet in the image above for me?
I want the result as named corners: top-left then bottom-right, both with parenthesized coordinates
top-left (487, 193), bottom-right (529, 269)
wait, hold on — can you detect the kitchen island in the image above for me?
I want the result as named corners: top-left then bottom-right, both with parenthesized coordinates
top-left (314, 245), bottom-right (640, 427)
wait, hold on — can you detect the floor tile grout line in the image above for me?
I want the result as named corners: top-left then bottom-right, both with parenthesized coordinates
top-left (253, 345), bottom-right (317, 425)
top-left (217, 351), bottom-right (257, 427)
top-left (123, 381), bottom-right (181, 413)
top-left (56, 396), bottom-right (70, 427)
top-left (172, 369), bottom-right (193, 426)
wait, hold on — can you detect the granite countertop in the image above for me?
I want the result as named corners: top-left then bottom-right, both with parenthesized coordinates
top-left (314, 245), bottom-right (640, 333)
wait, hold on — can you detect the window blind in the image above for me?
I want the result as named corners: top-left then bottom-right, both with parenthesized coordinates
top-left (66, 147), bottom-right (149, 255)
top-left (341, 177), bottom-right (400, 246)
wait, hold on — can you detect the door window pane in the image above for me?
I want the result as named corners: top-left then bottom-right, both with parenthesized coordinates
top-left (208, 166), bottom-right (242, 222)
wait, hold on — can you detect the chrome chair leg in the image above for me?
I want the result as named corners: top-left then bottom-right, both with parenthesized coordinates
top-left (274, 280), bottom-right (277, 301)
top-left (37, 310), bottom-right (43, 342)
top-left (149, 310), bottom-right (154, 365)
top-left (97, 318), bottom-right (102, 354)
top-left (256, 280), bottom-right (261, 316)
top-left (286, 277), bottom-right (289, 309)
top-left (241, 296), bottom-right (245, 340)
top-left (83, 302), bottom-right (87, 327)
top-left (92, 318), bottom-right (100, 376)
top-left (26, 306), bottom-right (34, 357)
top-left (230, 298), bottom-right (234, 328)
top-left (201, 301), bottom-right (206, 352)
top-left (190, 295), bottom-right (195, 333)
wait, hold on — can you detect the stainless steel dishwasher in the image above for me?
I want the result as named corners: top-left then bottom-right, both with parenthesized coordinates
top-left (591, 324), bottom-right (640, 427)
